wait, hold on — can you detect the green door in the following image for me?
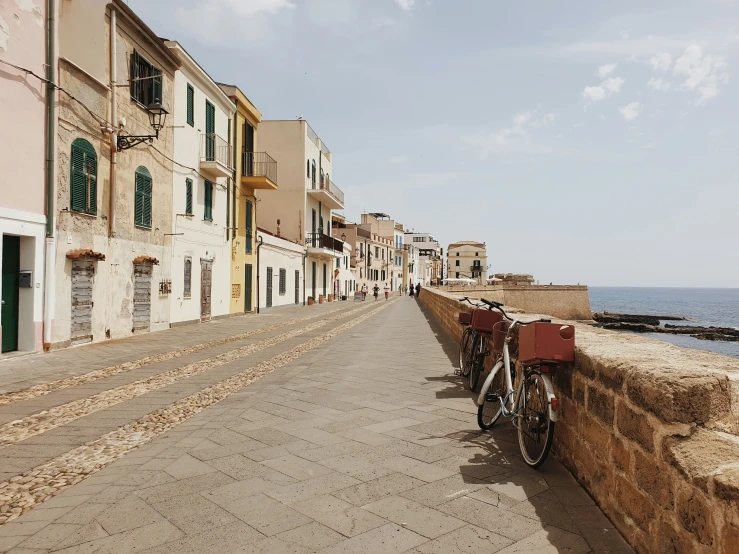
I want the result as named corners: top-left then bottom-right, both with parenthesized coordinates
top-left (245, 264), bottom-right (253, 312)
top-left (205, 101), bottom-right (215, 161)
top-left (1, 235), bottom-right (20, 353)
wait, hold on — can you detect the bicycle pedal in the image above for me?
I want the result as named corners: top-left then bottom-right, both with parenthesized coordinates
top-left (454, 369), bottom-right (462, 376)
top-left (485, 394), bottom-right (500, 403)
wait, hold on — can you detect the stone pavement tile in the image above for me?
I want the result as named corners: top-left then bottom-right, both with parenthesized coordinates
top-left (55, 519), bottom-right (183, 554)
top-left (203, 454), bottom-right (269, 480)
top-left (135, 472), bottom-right (235, 504)
top-left (81, 485), bottom-right (138, 505)
top-left (382, 428), bottom-right (451, 447)
top-left (12, 506), bottom-right (73, 523)
top-left (237, 536), bottom-right (311, 554)
top-left (201, 477), bottom-right (282, 504)
top-left (485, 472), bottom-right (551, 502)
top-left (43, 520), bottom-right (109, 551)
top-left (291, 495), bottom-right (385, 538)
top-left (537, 461), bottom-right (580, 488)
top-left (437, 497), bottom-right (544, 542)
top-left (95, 497), bottom-right (165, 535)
top-left (361, 495), bottom-right (466, 539)
top-left (276, 522), bottom-right (345, 551)
top-left (362, 418), bottom-right (423, 434)
top-left (265, 473), bottom-right (360, 506)
top-left (550, 485), bottom-right (597, 507)
top-left (281, 427), bottom-right (345, 447)
top-left (496, 525), bottom-right (592, 554)
top-left (399, 474), bottom-right (488, 508)
top-left (336, 428), bottom-right (393, 446)
top-left (507, 490), bottom-right (580, 534)
top-left (36, 494), bottom-right (92, 511)
top-left (151, 493), bottom-right (237, 535)
top-left (409, 524), bottom-right (513, 554)
top-left (138, 521), bottom-right (265, 554)
top-left (14, 523), bottom-right (81, 550)
top-left (344, 408), bottom-right (404, 423)
top-left (243, 442), bottom-right (314, 462)
top-left (433, 456), bottom-right (513, 482)
top-left (316, 523), bottom-right (428, 554)
top-left (316, 454), bottom-right (396, 482)
top-left (112, 470), bottom-right (175, 490)
top-left (293, 441), bottom-right (370, 462)
top-left (0, 522), bottom-right (51, 552)
top-left (56, 502), bottom-right (109, 526)
top-left (563, 504), bottom-right (635, 553)
top-left (240, 428), bottom-right (307, 447)
top-left (465, 487), bottom-right (520, 510)
top-left (382, 456), bottom-right (457, 483)
top-left (332, 473), bottom-right (426, 507)
top-left (207, 428), bottom-right (265, 449)
top-left (316, 417), bottom-right (370, 434)
top-left (260, 454), bottom-right (334, 481)
top-left (206, 493), bottom-right (311, 537)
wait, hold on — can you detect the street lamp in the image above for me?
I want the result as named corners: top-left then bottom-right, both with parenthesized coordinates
top-left (117, 103), bottom-right (169, 151)
top-left (341, 233), bottom-right (346, 242)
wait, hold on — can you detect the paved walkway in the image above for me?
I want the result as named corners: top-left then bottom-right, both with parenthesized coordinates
top-left (0, 298), bottom-right (633, 553)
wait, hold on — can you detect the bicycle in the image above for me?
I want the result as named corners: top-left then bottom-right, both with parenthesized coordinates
top-left (464, 298), bottom-right (575, 467)
top-left (457, 297), bottom-right (502, 391)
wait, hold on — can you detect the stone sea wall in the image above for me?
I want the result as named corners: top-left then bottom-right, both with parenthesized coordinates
top-left (418, 286), bottom-right (739, 554)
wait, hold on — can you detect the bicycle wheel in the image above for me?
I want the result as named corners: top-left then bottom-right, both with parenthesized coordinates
top-left (517, 371), bottom-right (555, 467)
top-left (477, 367), bottom-right (504, 430)
top-left (468, 335), bottom-right (487, 392)
top-left (458, 328), bottom-right (472, 377)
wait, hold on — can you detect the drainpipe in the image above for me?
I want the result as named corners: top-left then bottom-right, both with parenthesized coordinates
top-left (256, 235), bottom-right (263, 313)
top-left (302, 251), bottom-right (307, 306)
top-left (43, 0), bottom-right (57, 351)
top-left (109, 7), bottom-right (117, 238)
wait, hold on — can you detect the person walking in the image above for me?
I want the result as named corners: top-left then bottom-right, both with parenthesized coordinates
top-left (409, 282), bottom-right (414, 298)
top-left (361, 283), bottom-right (368, 301)
top-left (415, 282), bottom-right (421, 299)
top-left (373, 283), bottom-right (380, 301)
top-left (384, 282), bottom-right (391, 300)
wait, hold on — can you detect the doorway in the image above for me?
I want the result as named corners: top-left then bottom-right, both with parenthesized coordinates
top-left (133, 263), bottom-right (152, 332)
top-left (1, 235), bottom-right (20, 353)
top-left (71, 259), bottom-right (94, 344)
top-left (245, 263), bottom-right (253, 312)
top-left (200, 260), bottom-right (212, 321)
top-left (266, 267), bottom-right (273, 308)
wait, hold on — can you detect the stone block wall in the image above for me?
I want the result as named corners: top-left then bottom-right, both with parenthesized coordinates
top-left (418, 287), bottom-right (739, 554)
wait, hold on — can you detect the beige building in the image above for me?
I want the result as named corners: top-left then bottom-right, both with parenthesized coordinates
top-left (333, 219), bottom-right (393, 295)
top-left (357, 213), bottom-right (404, 291)
top-left (405, 231), bottom-right (442, 285)
top-left (51, 0), bottom-right (179, 348)
top-left (447, 241), bottom-right (488, 283)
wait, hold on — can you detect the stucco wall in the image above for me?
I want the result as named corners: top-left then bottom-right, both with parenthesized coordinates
top-left (419, 286), bottom-right (739, 554)
top-left (257, 232), bottom-right (303, 310)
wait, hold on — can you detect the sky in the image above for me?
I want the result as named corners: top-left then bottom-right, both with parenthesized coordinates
top-left (128, 0), bottom-right (739, 288)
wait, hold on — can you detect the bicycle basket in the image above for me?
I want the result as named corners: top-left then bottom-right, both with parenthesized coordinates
top-left (518, 322), bottom-right (575, 365)
top-left (492, 320), bottom-right (518, 354)
top-left (456, 311), bottom-right (472, 325)
top-left (471, 309), bottom-right (503, 334)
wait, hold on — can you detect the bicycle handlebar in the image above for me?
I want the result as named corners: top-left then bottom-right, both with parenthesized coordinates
top-left (458, 297), bottom-right (552, 327)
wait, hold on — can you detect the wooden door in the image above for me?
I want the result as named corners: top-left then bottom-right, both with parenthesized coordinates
top-left (133, 263), bottom-right (152, 332)
top-left (245, 264), bottom-right (253, 312)
top-left (70, 259), bottom-right (94, 344)
top-left (294, 270), bottom-right (300, 304)
top-left (266, 267), bottom-right (273, 308)
top-left (201, 260), bottom-right (212, 321)
top-left (1, 236), bottom-right (20, 352)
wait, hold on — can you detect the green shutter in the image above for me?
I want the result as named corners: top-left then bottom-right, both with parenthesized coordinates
top-left (135, 167), bottom-right (152, 228)
top-left (204, 180), bottom-right (212, 221)
top-left (245, 199), bottom-right (253, 254)
top-left (186, 84), bottom-right (194, 127)
top-left (205, 101), bottom-right (215, 161)
top-left (185, 178), bottom-right (193, 215)
top-left (70, 138), bottom-right (97, 215)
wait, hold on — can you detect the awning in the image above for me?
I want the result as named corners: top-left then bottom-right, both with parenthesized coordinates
top-left (133, 255), bottom-right (160, 265)
top-left (66, 249), bottom-right (106, 261)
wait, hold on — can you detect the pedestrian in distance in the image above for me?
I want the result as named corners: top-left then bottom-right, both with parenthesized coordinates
top-left (373, 283), bottom-right (380, 301)
top-left (384, 282), bottom-right (391, 300)
top-left (415, 283), bottom-right (421, 299)
top-left (409, 282), bottom-right (414, 298)
top-left (361, 283), bottom-right (368, 301)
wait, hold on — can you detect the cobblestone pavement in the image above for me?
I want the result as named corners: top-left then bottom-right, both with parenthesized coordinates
top-left (0, 298), bottom-right (633, 553)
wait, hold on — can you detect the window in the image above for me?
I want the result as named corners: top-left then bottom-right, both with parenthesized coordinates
top-left (307, 159), bottom-right (310, 178)
top-left (475, 252), bottom-right (479, 256)
top-left (456, 252), bottom-right (459, 256)
top-left (456, 272), bottom-right (460, 278)
top-left (134, 166), bottom-right (152, 228)
top-left (186, 84), bottom-right (194, 126)
top-left (70, 138), bottom-right (97, 215)
top-left (311, 160), bottom-right (316, 186)
top-left (279, 269), bottom-right (286, 295)
top-left (413, 237), bottom-right (424, 243)
top-left (129, 50), bottom-right (162, 107)
top-left (455, 260), bottom-right (459, 267)
top-left (381, 249), bottom-right (385, 260)
top-left (184, 258), bottom-right (192, 297)
top-left (245, 199), bottom-right (253, 254)
top-left (336, 257), bottom-right (340, 269)
top-left (320, 168), bottom-right (324, 185)
top-left (204, 181), bottom-right (213, 221)
top-left (381, 270), bottom-right (385, 281)
top-left (185, 178), bottom-right (193, 215)
top-left (375, 247), bottom-right (379, 258)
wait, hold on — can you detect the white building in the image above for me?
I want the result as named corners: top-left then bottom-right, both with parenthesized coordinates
top-left (256, 230), bottom-right (304, 310)
top-left (404, 231), bottom-right (442, 285)
top-left (165, 41), bottom-right (234, 324)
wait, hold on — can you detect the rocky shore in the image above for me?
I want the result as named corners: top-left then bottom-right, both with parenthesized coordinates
top-left (593, 312), bottom-right (739, 342)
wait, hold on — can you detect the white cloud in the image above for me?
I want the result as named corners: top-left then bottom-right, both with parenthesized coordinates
top-left (388, 155), bottom-right (408, 164)
top-left (642, 142), bottom-right (656, 149)
top-left (208, 0), bottom-right (294, 17)
top-left (582, 85), bottom-right (606, 104)
top-left (394, 0), bottom-right (417, 10)
top-left (647, 77), bottom-right (672, 91)
top-left (673, 44), bottom-right (730, 104)
top-left (598, 63), bottom-right (618, 78)
top-left (582, 76), bottom-right (624, 105)
top-left (603, 76), bottom-right (624, 93)
top-left (467, 108), bottom-right (557, 159)
top-left (620, 102), bottom-right (643, 120)
top-left (649, 53), bottom-right (672, 72)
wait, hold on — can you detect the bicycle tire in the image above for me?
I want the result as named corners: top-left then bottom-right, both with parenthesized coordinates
top-left (517, 371), bottom-right (555, 467)
top-left (459, 328), bottom-right (472, 377)
top-left (477, 366), bottom-right (504, 430)
top-left (468, 335), bottom-right (487, 392)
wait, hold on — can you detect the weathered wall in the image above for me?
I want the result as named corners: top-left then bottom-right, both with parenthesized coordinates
top-left (434, 284), bottom-right (592, 321)
top-left (419, 286), bottom-right (739, 554)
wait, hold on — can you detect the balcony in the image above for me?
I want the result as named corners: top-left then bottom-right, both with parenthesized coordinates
top-left (307, 176), bottom-right (344, 210)
top-left (306, 233), bottom-right (343, 258)
top-left (200, 133), bottom-right (232, 179)
top-left (241, 152), bottom-right (278, 190)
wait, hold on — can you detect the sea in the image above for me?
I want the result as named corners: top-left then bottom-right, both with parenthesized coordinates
top-left (588, 287), bottom-right (739, 359)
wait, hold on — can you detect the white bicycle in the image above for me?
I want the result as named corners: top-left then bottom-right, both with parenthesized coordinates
top-left (470, 298), bottom-right (574, 468)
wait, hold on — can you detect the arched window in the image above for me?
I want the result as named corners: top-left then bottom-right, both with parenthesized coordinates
top-left (320, 168), bottom-right (324, 186)
top-left (311, 160), bottom-right (316, 186)
top-left (70, 138), bottom-right (97, 215)
top-left (184, 258), bottom-right (192, 297)
top-left (306, 159), bottom-right (310, 178)
top-left (134, 166), bottom-right (153, 228)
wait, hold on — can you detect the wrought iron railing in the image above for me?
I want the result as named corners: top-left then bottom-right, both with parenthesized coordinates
top-left (200, 133), bottom-right (232, 170)
top-left (310, 177), bottom-right (344, 205)
top-left (306, 233), bottom-right (343, 253)
top-left (241, 151), bottom-right (277, 184)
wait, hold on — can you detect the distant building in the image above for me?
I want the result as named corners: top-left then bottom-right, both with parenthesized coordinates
top-left (447, 241), bottom-right (487, 283)
top-left (404, 232), bottom-right (442, 285)
top-left (334, 217), bottom-right (393, 295)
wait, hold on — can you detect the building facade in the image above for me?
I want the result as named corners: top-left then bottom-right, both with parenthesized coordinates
top-left (256, 229), bottom-right (304, 310)
top-left (218, 84), bottom-right (278, 316)
top-left (447, 241), bottom-right (488, 283)
top-left (404, 231), bottom-right (443, 286)
top-left (257, 120), bottom-right (345, 302)
top-left (51, 0), bottom-right (179, 348)
top-left (165, 41), bottom-right (234, 325)
top-left (0, 0), bottom-right (50, 355)
top-left (358, 213), bottom-right (404, 292)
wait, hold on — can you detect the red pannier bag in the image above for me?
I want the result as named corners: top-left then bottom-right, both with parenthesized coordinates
top-left (518, 322), bottom-right (575, 365)
top-left (456, 312), bottom-right (472, 325)
top-left (471, 309), bottom-right (503, 334)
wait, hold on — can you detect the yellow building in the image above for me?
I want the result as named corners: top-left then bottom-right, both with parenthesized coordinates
top-left (218, 84), bottom-right (278, 314)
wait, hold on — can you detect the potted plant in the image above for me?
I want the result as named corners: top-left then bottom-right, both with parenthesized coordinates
top-left (307, 296), bottom-right (315, 306)
top-left (319, 294), bottom-right (325, 304)
top-left (328, 294), bottom-right (334, 302)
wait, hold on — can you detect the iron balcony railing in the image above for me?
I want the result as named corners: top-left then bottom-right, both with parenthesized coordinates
top-left (306, 233), bottom-right (343, 253)
top-left (241, 151), bottom-right (277, 183)
top-left (313, 176), bottom-right (345, 205)
top-left (200, 133), bottom-right (232, 170)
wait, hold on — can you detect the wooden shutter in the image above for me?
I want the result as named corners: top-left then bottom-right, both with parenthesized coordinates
top-left (279, 269), bottom-right (286, 295)
top-left (204, 181), bottom-right (213, 221)
top-left (185, 178), bottom-right (193, 215)
top-left (135, 167), bottom-right (152, 228)
top-left (70, 139), bottom-right (97, 214)
top-left (266, 267), bottom-right (273, 308)
top-left (152, 67), bottom-right (162, 104)
top-left (186, 84), bottom-right (194, 126)
top-left (245, 199), bottom-right (253, 253)
top-left (130, 50), bottom-right (140, 102)
top-left (184, 258), bottom-right (192, 297)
